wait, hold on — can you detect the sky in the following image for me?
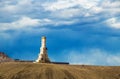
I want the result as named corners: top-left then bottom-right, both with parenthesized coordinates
top-left (0, 0), bottom-right (120, 66)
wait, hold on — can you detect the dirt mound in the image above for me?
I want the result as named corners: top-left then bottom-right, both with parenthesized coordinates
top-left (0, 62), bottom-right (120, 79)
top-left (0, 52), bottom-right (14, 62)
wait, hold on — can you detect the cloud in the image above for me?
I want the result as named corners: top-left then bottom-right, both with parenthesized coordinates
top-left (66, 49), bottom-right (120, 66)
top-left (42, 0), bottom-right (100, 19)
top-left (0, 0), bottom-right (120, 31)
top-left (0, 16), bottom-right (78, 33)
top-left (101, 0), bottom-right (120, 8)
top-left (42, 0), bottom-right (119, 18)
top-left (40, 0), bottom-right (120, 29)
top-left (105, 17), bottom-right (120, 29)
top-left (13, 17), bottom-right (40, 27)
top-left (0, 0), bottom-right (33, 13)
top-left (43, 0), bottom-right (99, 11)
top-left (0, 16), bottom-right (41, 31)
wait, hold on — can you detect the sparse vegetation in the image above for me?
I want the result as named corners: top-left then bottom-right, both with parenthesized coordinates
top-left (0, 62), bottom-right (120, 79)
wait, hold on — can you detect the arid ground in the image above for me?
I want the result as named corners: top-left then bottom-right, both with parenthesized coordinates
top-left (0, 62), bottom-right (120, 79)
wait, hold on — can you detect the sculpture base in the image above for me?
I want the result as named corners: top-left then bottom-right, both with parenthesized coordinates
top-left (35, 59), bottom-right (50, 63)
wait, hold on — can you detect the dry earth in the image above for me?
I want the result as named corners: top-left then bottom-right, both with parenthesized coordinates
top-left (0, 62), bottom-right (120, 79)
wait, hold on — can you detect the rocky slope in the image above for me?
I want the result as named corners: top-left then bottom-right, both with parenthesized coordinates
top-left (0, 52), bottom-right (14, 62)
top-left (0, 62), bottom-right (120, 79)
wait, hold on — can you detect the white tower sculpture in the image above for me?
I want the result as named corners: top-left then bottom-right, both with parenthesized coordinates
top-left (36, 36), bottom-right (50, 63)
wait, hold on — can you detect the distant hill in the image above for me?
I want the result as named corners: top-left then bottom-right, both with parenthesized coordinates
top-left (0, 52), bottom-right (14, 62)
top-left (0, 62), bottom-right (120, 79)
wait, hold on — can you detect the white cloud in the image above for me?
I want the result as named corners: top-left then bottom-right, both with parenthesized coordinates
top-left (51, 8), bottom-right (82, 19)
top-left (2, 5), bottom-right (17, 12)
top-left (42, 0), bottom-right (101, 19)
top-left (0, 16), bottom-right (41, 31)
top-left (43, 0), bottom-right (99, 11)
top-left (0, 16), bottom-right (77, 32)
top-left (100, 1), bottom-right (120, 15)
top-left (43, 0), bottom-right (75, 11)
top-left (13, 17), bottom-right (40, 27)
top-left (76, 0), bottom-right (99, 9)
top-left (102, 1), bottom-right (120, 8)
top-left (91, 7), bottom-right (103, 13)
top-left (66, 49), bottom-right (120, 66)
top-left (106, 17), bottom-right (120, 29)
top-left (41, 0), bottom-right (120, 24)
top-left (0, 0), bottom-right (37, 16)
top-left (0, 0), bottom-right (120, 31)
top-left (107, 55), bottom-right (120, 65)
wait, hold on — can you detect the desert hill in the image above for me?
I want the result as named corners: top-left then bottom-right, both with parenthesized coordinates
top-left (0, 62), bottom-right (120, 79)
top-left (0, 52), bottom-right (14, 62)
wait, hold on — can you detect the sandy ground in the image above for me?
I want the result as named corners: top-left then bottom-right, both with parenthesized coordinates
top-left (0, 62), bottom-right (120, 79)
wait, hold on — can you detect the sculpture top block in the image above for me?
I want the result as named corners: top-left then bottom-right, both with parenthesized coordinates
top-left (41, 36), bottom-right (46, 48)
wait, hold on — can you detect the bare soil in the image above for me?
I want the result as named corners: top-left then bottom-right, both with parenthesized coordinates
top-left (0, 62), bottom-right (120, 79)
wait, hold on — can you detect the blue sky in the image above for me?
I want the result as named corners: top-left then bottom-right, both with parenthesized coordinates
top-left (0, 0), bottom-right (120, 66)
